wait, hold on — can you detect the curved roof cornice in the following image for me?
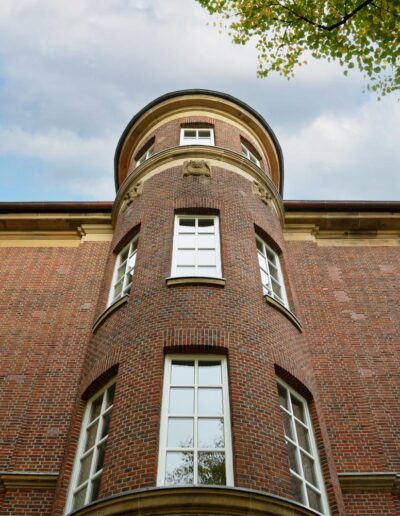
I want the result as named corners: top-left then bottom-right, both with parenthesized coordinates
top-left (114, 89), bottom-right (284, 194)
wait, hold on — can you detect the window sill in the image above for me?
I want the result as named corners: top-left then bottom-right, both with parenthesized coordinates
top-left (264, 295), bottom-right (302, 333)
top-left (92, 295), bottom-right (129, 333)
top-left (166, 277), bottom-right (226, 287)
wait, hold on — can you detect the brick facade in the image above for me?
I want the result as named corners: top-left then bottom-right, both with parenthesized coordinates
top-left (0, 90), bottom-right (399, 515)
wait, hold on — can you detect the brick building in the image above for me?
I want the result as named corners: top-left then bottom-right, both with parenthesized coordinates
top-left (0, 90), bottom-right (399, 515)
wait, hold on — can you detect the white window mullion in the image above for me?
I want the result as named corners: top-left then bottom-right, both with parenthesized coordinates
top-left (193, 361), bottom-right (199, 484)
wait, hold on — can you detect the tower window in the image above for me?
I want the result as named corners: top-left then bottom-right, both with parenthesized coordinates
top-left (277, 379), bottom-right (330, 515)
top-left (180, 128), bottom-right (214, 146)
top-left (256, 235), bottom-right (288, 307)
top-left (157, 356), bottom-right (233, 487)
top-left (241, 143), bottom-right (260, 167)
top-left (65, 380), bottom-right (116, 514)
top-left (171, 215), bottom-right (222, 279)
top-left (136, 146), bottom-right (154, 167)
top-left (108, 236), bottom-right (138, 306)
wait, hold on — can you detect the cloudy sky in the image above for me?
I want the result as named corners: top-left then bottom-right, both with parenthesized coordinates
top-left (0, 0), bottom-right (399, 202)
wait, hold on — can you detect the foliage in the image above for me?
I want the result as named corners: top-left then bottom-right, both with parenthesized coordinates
top-left (197, 0), bottom-right (400, 96)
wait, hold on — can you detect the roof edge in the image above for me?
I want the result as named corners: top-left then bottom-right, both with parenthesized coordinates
top-left (114, 89), bottom-right (285, 194)
top-left (0, 201), bottom-right (113, 213)
top-left (284, 200), bottom-right (400, 212)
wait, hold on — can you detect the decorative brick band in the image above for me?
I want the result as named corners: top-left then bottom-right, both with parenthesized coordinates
top-left (69, 486), bottom-right (317, 515)
top-left (0, 471), bottom-right (58, 490)
top-left (163, 328), bottom-right (230, 351)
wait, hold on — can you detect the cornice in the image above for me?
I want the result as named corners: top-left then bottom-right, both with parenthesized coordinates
top-left (112, 145), bottom-right (285, 227)
top-left (284, 210), bottom-right (400, 245)
top-left (338, 472), bottom-right (400, 494)
top-left (68, 486), bottom-right (318, 516)
top-left (0, 471), bottom-right (58, 489)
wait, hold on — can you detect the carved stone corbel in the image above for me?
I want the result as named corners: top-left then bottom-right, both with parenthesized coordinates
top-left (121, 181), bottom-right (143, 213)
top-left (252, 181), bottom-right (272, 206)
top-left (183, 160), bottom-right (211, 178)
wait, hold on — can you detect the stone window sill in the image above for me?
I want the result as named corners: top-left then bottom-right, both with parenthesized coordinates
top-left (92, 295), bottom-right (129, 333)
top-left (264, 295), bottom-right (302, 332)
top-left (166, 277), bottom-right (226, 287)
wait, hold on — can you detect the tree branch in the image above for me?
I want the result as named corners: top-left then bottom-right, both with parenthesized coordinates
top-left (276, 0), bottom-right (374, 32)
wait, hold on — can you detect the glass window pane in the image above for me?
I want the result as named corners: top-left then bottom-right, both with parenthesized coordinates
top-left (198, 219), bottom-right (214, 231)
top-left (84, 420), bottom-right (99, 452)
top-left (197, 266), bottom-right (217, 277)
top-left (285, 440), bottom-right (300, 474)
top-left (165, 451), bottom-right (193, 485)
top-left (198, 452), bottom-right (225, 485)
top-left (106, 384), bottom-right (115, 407)
top-left (258, 252), bottom-right (267, 270)
top-left (198, 130), bottom-right (211, 138)
top-left (295, 420), bottom-right (310, 452)
top-left (177, 233), bottom-right (196, 248)
top-left (198, 419), bottom-right (224, 448)
top-left (78, 451), bottom-right (93, 484)
top-left (176, 266), bottom-right (196, 276)
top-left (290, 474), bottom-right (304, 504)
top-left (169, 388), bottom-right (194, 414)
top-left (197, 249), bottom-right (216, 266)
top-left (301, 452), bottom-right (317, 485)
top-left (282, 411), bottom-right (294, 440)
top-left (307, 486), bottom-right (323, 513)
top-left (90, 395), bottom-right (103, 422)
top-left (171, 361), bottom-right (194, 385)
top-left (197, 233), bottom-right (215, 248)
top-left (183, 130), bottom-right (196, 138)
top-left (266, 248), bottom-right (276, 263)
top-left (198, 362), bottom-right (222, 385)
top-left (95, 442), bottom-right (106, 473)
top-left (128, 253), bottom-right (136, 269)
top-left (198, 388), bottom-right (223, 415)
top-left (120, 248), bottom-right (129, 263)
top-left (176, 249), bottom-right (196, 266)
top-left (278, 384), bottom-right (288, 409)
top-left (179, 218), bottom-right (196, 229)
top-left (256, 239), bottom-right (263, 252)
top-left (291, 395), bottom-right (306, 422)
top-left (272, 279), bottom-right (283, 300)
top-left (72, 486), bottom-right (87, 511)
top-left (90, 476), bottom-right (101, 502)
top-left (167, 418), bottom-right (193, 448)
top-left (101, 411), bottom-right (111, 439)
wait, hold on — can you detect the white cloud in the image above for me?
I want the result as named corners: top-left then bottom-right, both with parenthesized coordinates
top-left (0, 0), bottom-right (398, 201)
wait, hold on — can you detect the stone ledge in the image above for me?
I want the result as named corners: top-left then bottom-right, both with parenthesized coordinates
top-left (166, 276), bottom-right (226, 287)
top-left (338, 472), bottom-right (400, 494)
top-left (92, 295), bottom-right (129, 333)
top-left (264, 295), bottom-right (303, 332)
top-left (0, 471), bottom-right (58, 489)
top-left (68, 486), bottom-right (318, 516)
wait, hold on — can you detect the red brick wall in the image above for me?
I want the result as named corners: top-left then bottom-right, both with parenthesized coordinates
top-left (0, 242), bottom-right (110, 514)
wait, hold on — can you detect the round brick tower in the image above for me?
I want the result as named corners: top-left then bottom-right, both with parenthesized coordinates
top-left (59, 91), bottom-right (341, 515)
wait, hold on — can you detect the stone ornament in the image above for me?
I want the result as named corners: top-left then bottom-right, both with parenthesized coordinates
top-left (252, 180), bottom-right (272, 206)
top-left (121, 181), bottom-right (143, 212)
top-left (183, 160), bottom-right (211, 178)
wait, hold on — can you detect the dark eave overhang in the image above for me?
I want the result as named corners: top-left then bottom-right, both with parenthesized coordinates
top-left (114, 89), bottom-right (285, 194)
top-left (0, 201), bottom-right (113, 214)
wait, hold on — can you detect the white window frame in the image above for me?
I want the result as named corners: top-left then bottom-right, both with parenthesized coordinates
top-left (108, 236), bottom-right (138, 306)
top-left (157, 355), bottom-right (233, 487)
top-left (65, 378), bottom-right (116, 514)
top-left (241, 143), bottom-right (260, 167)
top-left (180, 128), bottom-right (215, 146)
top-left (171, 215), bottom-right (222, 279)
top-left (136, 146), bottom-right (154, 167)
top-left (277, 379), bottom-right (330, 515)
top-left (256, 235), bottom-right (288, 307)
